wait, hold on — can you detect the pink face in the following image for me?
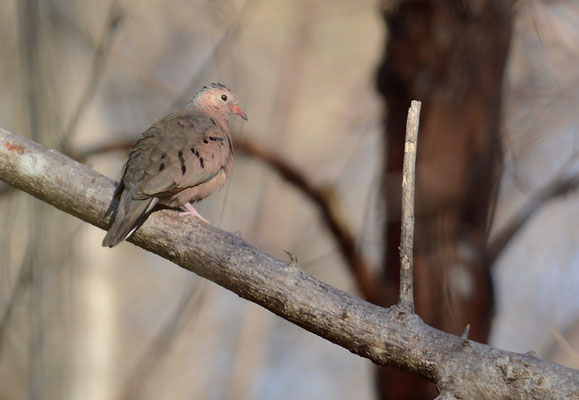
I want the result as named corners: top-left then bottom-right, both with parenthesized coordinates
top-left (208, 89), bottom-right (247, 120)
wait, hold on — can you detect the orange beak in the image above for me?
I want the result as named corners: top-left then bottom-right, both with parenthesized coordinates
top-left (231, 104), bottom-right (247, 120)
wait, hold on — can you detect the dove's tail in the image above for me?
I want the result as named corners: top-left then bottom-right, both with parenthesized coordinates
top-left (102, 193), bottom-right (158, 247)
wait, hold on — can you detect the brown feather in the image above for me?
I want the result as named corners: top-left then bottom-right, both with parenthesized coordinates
top-left (102, 83), bottom-right (244, 247)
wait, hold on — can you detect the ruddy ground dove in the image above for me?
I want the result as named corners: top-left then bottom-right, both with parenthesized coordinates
top-left (102, 82), bottom-right (247, 247)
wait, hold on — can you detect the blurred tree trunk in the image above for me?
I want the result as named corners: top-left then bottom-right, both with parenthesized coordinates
top-left (375, 1), bottom-right (514, 398)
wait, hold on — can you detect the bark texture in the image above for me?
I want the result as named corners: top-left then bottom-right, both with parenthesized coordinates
top-left (376, 1), bottom-right (513, 397)
top-left (1, 127), bottom-right (578, 399)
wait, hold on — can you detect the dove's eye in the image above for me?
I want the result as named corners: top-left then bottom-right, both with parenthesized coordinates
top-left (221, 94), bottom-right (228, 101)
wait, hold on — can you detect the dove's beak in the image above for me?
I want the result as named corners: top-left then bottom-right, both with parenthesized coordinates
top-left (231, 105), bottom-right (248, 120)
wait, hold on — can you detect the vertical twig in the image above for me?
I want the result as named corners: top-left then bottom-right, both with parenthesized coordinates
top-left (398, 100), bottom-right (421, 313)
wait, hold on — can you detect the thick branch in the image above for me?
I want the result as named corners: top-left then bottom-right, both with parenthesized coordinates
top-left (398, 100), bottom-right (420, 312)
top-left (1, 127), bottom-right (577, 399)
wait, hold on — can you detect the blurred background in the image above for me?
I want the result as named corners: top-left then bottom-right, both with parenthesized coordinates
top-left (0, 0), bottom-right (578, 399)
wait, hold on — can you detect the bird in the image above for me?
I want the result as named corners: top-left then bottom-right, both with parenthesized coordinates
top-left (102, 82), bottom-right (247, 247)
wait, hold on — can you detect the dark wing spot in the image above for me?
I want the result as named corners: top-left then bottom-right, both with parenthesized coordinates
top-left (203, 138), bottom-right (208, 144)
top-left (177, 151), bottom-right (186, 174)
top-left (191, 148), bottom-right (195, 155)
top-left (195, 150), bottom-right (200, 158)
top-left (211, 153), bottom-right (214, 159)
top-left (200, 157), bottom-right (205, 169)
top-left (161, 153), bottom-right (166, 159)
top-left (159, 163), bottom-right (165, 171)
top-left (209, 136), bottom-right (223, 142)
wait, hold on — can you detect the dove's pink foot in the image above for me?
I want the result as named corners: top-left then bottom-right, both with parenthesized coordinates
top-left (179, 202), bottom-right (210, 224)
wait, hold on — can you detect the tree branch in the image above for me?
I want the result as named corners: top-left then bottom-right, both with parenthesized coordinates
top-left (486, 173), bottom-right (579, 265)
top-left (1, 126), bottom-right (577, 399)
top-left (235, 138), bottom-right (380, 303)
top-left (398, 100), bottom-right (420, 312)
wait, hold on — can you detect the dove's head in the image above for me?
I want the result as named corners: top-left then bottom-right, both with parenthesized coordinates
top-left (191, 82), bottom-right (247, 121)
